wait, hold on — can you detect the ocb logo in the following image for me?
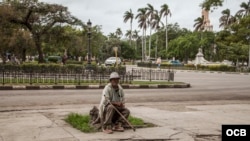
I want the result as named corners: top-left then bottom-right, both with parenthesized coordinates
top-left (226, 129), bottom-right (246, 136)
top-left (222, 125), bottom-right (250, 141)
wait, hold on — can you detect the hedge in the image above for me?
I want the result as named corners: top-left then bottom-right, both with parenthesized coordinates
top-left (0, 63), bottom-right (126, 74)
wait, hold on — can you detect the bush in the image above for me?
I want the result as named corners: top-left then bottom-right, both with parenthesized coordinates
top-left (47, 56), bottom-right (62, 63)
top-left (0, 63), bottom-right (126, 74)
top-left (208, 65), bottom-right (236, 72)
top-left (66, 60), bottom-right (83, 65)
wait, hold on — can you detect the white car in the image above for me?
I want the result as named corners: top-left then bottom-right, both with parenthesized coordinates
top-left (105, 57), bottom-right (121, 66)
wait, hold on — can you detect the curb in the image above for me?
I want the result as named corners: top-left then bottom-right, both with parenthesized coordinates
top-left (0, 83), bottom-right (191, 90)
top-left (178, 70), bottom-right (250, 75)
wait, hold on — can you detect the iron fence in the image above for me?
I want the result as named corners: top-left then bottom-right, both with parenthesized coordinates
top-left (128, 68), bottom-right (174, 81)
top-left (0, 64), bottom-right (175, 85)
top-left (0, 67), bottom-right (132, 85)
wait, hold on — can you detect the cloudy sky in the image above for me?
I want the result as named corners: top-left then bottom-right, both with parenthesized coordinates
top-left (30, 0), bottom-right (250, 35)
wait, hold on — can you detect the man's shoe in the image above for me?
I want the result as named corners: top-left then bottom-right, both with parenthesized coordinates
top-left (102, 129), bottom-right (113, 134)
top-left (112, 125), bottom-right (124, 132)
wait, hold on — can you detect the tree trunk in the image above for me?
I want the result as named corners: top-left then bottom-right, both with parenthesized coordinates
top-left (22, 48), bottom-right (26, 62)
top-left (155, 34), bottom-right (158, 59)
top-left (34, 35), bottom-right (45, 63)
top-left (144, 29), bottom-right (147, 61)
top-left (149, 27), bottom-right (152, 59)
top-left (1, 54), bottom-right (7, 64)
top-left (141, 30), bottom-right (144, 61)
top-left (130, 21), bottom-right (132, 47)
top-left (166, 17), bottom-right (168, 52)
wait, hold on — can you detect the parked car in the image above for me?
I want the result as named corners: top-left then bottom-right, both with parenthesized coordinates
top-left (105, 57), bottom-right (121, 66)
top-left (168, 60), bottom-right (183, 66)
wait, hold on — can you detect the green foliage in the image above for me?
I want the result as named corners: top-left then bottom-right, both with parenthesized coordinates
top-left (120, 41), bottom-right (136, 59)
top-left (194, 64), bottom-right (236, 72)
top-left (65, 113), bottom-right (96, 133)
top-left (0, 63), bottom-right (126, 74)
top-left (66, 60), bottom-right (83, 65)
top-left (65, 113), bottom-right (148, 133)
top-left (207, 65), bottom-right (236, 72)
top-left (47, 56), bottom-right (62, 63)
top-left (201, 0), bottom-right (224, 11)
top-left (128, 116), bottom-right (144, 126)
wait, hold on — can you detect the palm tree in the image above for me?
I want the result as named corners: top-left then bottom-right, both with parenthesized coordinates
top-left (193, 16), bottom-right (205, 31)
top-left (219, 9), bottom-right (236, 29)
top-left (123, 9), bottom-right (134, 46)
top-left (108, 33), bottom-right (117, 40)
top-left (115, 28), bottom-right (123, 39)
top-left (136, 8), bottom-right (148, 61)
top-left (125, 30), bottom-right (132, 39)
top-left (236, 1), bottom-right (250, 18)
top-left (151, 10), bottom-right (163, 59)
top-left (160, 4), bottom-right (171, 52)
top-left (132, 30), bottom-right (140, 51)
top-left (145, 3), bottom-right (155, 59)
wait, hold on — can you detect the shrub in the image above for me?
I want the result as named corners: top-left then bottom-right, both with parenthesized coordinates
top-left (48, 56), bottom-right (62, 63)
top-left (0, 63), bottom-right (126, 74)
top-left (66, 60), bottom-right (83, 65)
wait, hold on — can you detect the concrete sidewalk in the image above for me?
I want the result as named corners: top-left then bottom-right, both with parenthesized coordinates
top-left (1, 103), bottom-right (250, 141)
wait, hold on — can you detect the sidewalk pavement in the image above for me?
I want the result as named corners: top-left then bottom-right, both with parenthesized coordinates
top-left (0, 83), bottom-right (190, 90)
top-left (1, 103), bottom-right (250, 141)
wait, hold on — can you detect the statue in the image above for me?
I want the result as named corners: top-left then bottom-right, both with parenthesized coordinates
top-left (194, 48), bottom-right (209, 66)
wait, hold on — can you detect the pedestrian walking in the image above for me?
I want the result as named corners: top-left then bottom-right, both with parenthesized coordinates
top-left (156, 57), bottom-right (161, 69)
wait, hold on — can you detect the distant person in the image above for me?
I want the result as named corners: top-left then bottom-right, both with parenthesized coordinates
top-left (62, 55), bottom-right (67, 65)
top-left (156, 57), bottom-right (161, 69)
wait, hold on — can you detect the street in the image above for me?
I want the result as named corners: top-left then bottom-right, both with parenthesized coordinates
top-left (0, 71), bottom-right (249, 109)
top-left (0, 71), bottom-right (250, 141)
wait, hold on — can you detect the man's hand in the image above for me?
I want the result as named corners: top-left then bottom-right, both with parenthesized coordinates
top-left (111, 102), bottom-right (124, 107)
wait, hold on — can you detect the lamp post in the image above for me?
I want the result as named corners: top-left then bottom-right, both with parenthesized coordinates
top-left (113, 46), bottom-right (118, 68)
top-left (87, 19), bottom-right (92, 66)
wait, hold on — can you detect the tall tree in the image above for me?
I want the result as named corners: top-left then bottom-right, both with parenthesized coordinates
top-left (146, 3), bottom-right (155, 59)
top-left (4, 0), bottom-right (82, 63)
top-left (125, 30), bottom-right (132, 39)
top-left (160, 4), bottom-right (171, 52)
top-left (136, 8), bottom-right (148, 61)
top-left (201, 0), bottom-right (224, 11)
top-left (115, 28), bottom-right (123, 39)
top-left (151, 10), bottom-right (163, 59)
top-left (132, 30), bottom-right (140, 52)
top-left (219, 9), bottom-right (236, 29)
top-left (194, 16), bottom-right (205, 31)
top-left (236, 1), bottom-right (250, 18)
top-left (123, 9), bottom-right (134, 46)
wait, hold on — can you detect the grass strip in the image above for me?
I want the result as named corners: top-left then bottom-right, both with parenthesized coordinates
top-left (65, 113), bottom-right (154, 133)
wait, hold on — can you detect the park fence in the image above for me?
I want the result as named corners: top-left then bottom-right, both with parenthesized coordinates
top-left (0, 64), bottom-right (174, 85)
top-left (0, 67), bottom-right (129, 85)
top-left (128, 68), bottom-right (174, 81)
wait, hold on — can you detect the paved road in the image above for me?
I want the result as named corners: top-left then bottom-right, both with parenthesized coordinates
top-left (0, 71), bottom-right (249, 108)
top-left (0, 71), bottom-right (250, 141)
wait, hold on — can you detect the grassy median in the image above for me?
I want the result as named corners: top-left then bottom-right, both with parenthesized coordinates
top-left (65, 113), bottom-right (155, 133)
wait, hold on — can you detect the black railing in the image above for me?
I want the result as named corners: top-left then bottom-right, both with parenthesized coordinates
top-left (0, 66), bottom-right (131, 85)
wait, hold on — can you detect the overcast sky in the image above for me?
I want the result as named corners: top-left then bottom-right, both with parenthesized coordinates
top-left (26, 0), bottom-right (250, 35)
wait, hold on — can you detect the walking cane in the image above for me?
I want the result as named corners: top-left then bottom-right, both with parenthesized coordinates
top-left (105, 97), bottom-right (136, 132)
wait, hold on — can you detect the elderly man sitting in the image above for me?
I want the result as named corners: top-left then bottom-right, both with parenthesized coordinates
top-left (98, 72), bottom-right (130, 134)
